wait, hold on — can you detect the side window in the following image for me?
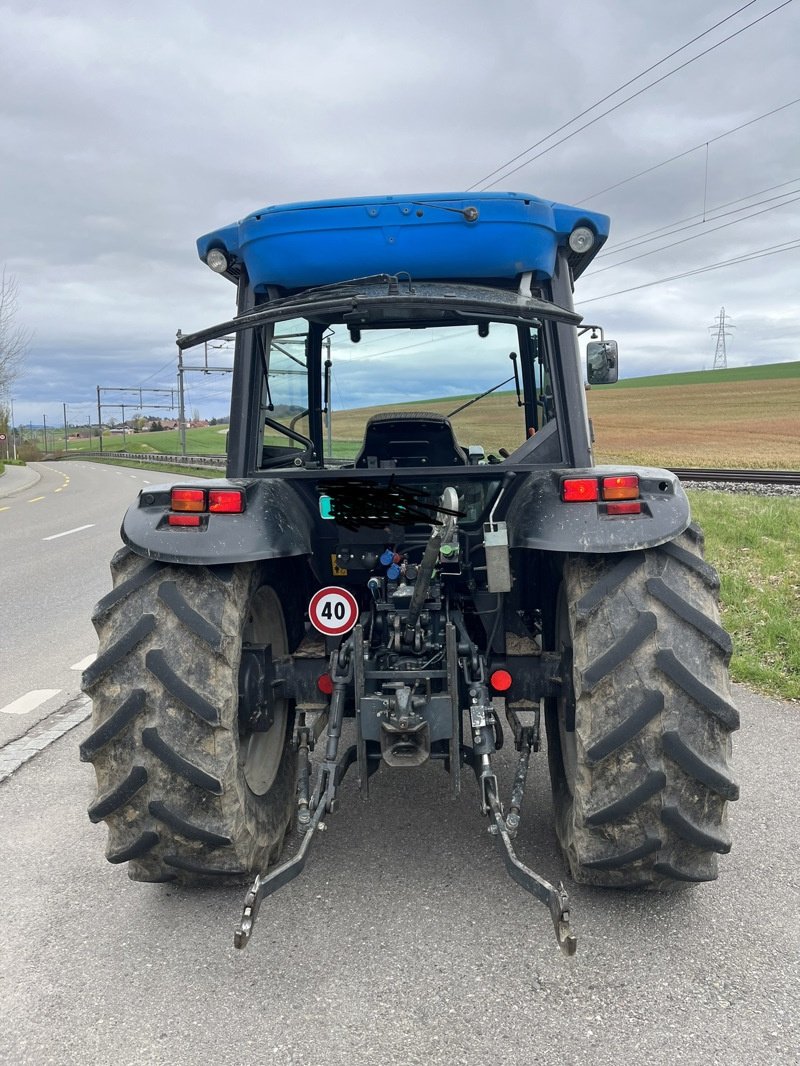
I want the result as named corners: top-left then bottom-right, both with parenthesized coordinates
top-left (259, 319), bottom-right (311, 466)
top-left (531, 328), bottom-right (555, 426)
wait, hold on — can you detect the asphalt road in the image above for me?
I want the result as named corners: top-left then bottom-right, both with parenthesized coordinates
top-left (0, 460), bottom-right (798, 1065)
top-left (1, 682), bottom-right (798, 1065)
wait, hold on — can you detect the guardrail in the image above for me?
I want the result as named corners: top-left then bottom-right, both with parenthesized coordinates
top-left (53, 450), bottom-right (227, 469)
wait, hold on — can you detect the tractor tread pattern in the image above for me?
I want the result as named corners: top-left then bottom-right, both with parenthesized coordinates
top-left (585, 689), bottom-right (663, 765)
top-left (79, 689), bottom-right (146, 762)
top-left (575, 553), bottom-right (644, 622)
top-left (583, 833), bottom-right (662, 870)
top-left (82, 614), bottom-right (156, 689)
top-left (581, 610), bottom-right (657, 692)
top-left (662, 730), bottom-right (739, 800)
top-left (656, 649), bottom-right (740, 730)
top-left (660, 804), bottom-right (732, 853)
top-left (585, 769), bottom-right (667, 825)
top-left (646, 577), bottom-right (732, 659)
top-left (163, 854), bottom-right (247, 877)
top-left (145, 649), bottom-right (220, 725)
top-left (551, 528), bottom-right (738, 889)
top-left (88, 765), bottom-right (148, 823)
top-left (148, 801), bottom-right (232, 846)
top-left (157, 580), bottom-right (223, 650)
top-left (107, 831), bottom-right (160, 864)
top-left (92, 560), bottom-right (166, 621)
top-left (659, 540), bottom-right (719, 589)
top-left (141, 727), bottom-right (224, 794)
top-left (82, 553), bottom-right (297, 885)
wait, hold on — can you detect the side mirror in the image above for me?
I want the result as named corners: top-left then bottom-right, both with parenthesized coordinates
top-left (586, 340), bottom-right (619, 385)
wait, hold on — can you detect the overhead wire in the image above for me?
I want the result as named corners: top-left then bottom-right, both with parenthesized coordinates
top-left (576, 238), bottom-right (800, 305)
top-left (575, 97), bottom-right (800, 205)
top-left (602, 176), bottom-right (800, 253)
top-left (471, 0), bottom-right (794, 191)
top-left (585, 192), bottom-right (800, 275)
top-left (468, 0), bottom-right (762, 191)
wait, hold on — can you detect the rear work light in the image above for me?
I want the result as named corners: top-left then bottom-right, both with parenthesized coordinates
top-left (562, 478), bottom-right (599, 502)
top-left (171, 488), bottom-right (206, 512)
top-left (601, 475), bottom-right (639, 501)
top-left (209, 489), bottom-right (245, 514)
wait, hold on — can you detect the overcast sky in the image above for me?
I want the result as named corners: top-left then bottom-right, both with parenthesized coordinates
top-left (2, 0), bottom-right (799, 427)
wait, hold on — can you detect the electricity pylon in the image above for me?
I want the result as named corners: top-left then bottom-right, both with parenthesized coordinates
top-left (709, 307), bottom-right (734, 370)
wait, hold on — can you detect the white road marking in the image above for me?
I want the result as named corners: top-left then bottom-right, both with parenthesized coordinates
top-left (28, 496), bottom-right (45, 503)
top-left (42, 523), bottom-right (95, 541)
top-left (142, 479), bottom-right (151, 484)
top-left (70, 654), bottom-right (96, 671)
top-left (1, 689), bottom-right (61, 716)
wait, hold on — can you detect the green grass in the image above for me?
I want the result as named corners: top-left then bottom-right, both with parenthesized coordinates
top-left (688, 491), bottom-right (800, 701)
top-left (58, 426), bottom-right (228, 456)
top-left (597, 359), bottom-right (799, 390)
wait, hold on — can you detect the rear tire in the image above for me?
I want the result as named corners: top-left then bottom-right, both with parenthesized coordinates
top-left (80, 548), bottom-right (298, 883)
top-left (547, 525), bottom-right (739, 887)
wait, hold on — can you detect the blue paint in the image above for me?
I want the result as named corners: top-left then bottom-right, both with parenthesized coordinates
top-left (197, 191), bottom-right (609, 291)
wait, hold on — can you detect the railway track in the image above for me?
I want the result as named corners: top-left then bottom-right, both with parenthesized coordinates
top-left (671, 468), bottom-right (800, 487)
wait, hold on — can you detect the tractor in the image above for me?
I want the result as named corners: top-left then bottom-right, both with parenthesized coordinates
top-left (81, 192), bottom-right (738, 954)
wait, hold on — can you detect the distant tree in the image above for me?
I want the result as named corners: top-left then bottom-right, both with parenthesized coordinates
top-left (210, 417), bottom-right (217, 426)
top-left (149, 420), bottom-right (164, 432)
top-left (0, 268), bottom-right (31, 393)
top-left (192, 407), bottom-right (200, 422)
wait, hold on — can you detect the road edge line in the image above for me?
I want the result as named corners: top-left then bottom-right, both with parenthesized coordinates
top-left (0, 694), bottom-right (91, 783)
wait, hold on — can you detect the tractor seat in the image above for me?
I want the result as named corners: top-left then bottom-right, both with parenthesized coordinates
top-left (354, 412), bottom-right (469, 468)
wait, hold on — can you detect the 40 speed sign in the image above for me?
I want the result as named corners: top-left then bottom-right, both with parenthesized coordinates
top-left (308, 586), bottom-right (360, 636)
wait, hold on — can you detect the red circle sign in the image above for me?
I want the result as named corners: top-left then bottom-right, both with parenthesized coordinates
top-left (308, 586), bottom-right (360, 636)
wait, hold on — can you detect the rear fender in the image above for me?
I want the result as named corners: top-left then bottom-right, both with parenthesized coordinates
top-left (121, 478), bottom-right (313, 565)
top-left (505, 467), bottom-right (690, 553)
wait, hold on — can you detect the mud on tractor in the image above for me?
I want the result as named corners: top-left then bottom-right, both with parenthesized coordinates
top-left (81, 192), bottom-right (738, 954)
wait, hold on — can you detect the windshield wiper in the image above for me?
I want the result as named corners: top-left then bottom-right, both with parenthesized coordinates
top-left (447, 375), bottom-right (515, 419)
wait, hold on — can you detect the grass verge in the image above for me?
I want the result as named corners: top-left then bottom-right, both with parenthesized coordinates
top-left (688, 491), bottom-right (800, 701)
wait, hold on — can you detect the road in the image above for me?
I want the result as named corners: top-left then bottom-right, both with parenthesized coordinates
top-left (0, 460), bottom-right (203, 747)
top-left (0, 461), bottom-right (798, 1065)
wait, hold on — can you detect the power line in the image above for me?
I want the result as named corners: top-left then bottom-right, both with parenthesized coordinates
top-left (575, 97), bottom-right (800, 205)
top-left (468, 0), bottom-right (761, 191)
top-left (603, 176), bottom-right (800, 252)
top-left (472, 0), bottom-right (794, 191)
top-left (586, 192), bottom-right (800, 275)
top-left (576, 238), bottom-right (800, 305)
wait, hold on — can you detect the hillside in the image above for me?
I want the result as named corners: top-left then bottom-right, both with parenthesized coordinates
top-left (56, 361), bottom-right (799, 470)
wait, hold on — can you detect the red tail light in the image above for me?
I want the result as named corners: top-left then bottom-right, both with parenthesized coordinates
top-left (209, 489), bottom-right (245, 514)
top-left (317, 673), bottom-right (334, 695)
top-left (562, 478), bottom-right (599, 502)
top-left (606, 501), bottom-right (642, 515)
top-left (167, 514), bottom-right (203, 527)
top-left (171, 488), bottom-right (206, 512)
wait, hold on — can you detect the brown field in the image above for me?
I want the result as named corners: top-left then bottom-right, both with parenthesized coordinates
top-left (587, 378), bottom-right (800, 469)
top-left (329, 375), bottom-right (800, 468)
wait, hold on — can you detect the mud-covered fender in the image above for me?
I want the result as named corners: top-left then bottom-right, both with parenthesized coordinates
top-left (121, 478), bottom-right (313, 565)
top-left (505, 467), bottom-right (690, 553)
